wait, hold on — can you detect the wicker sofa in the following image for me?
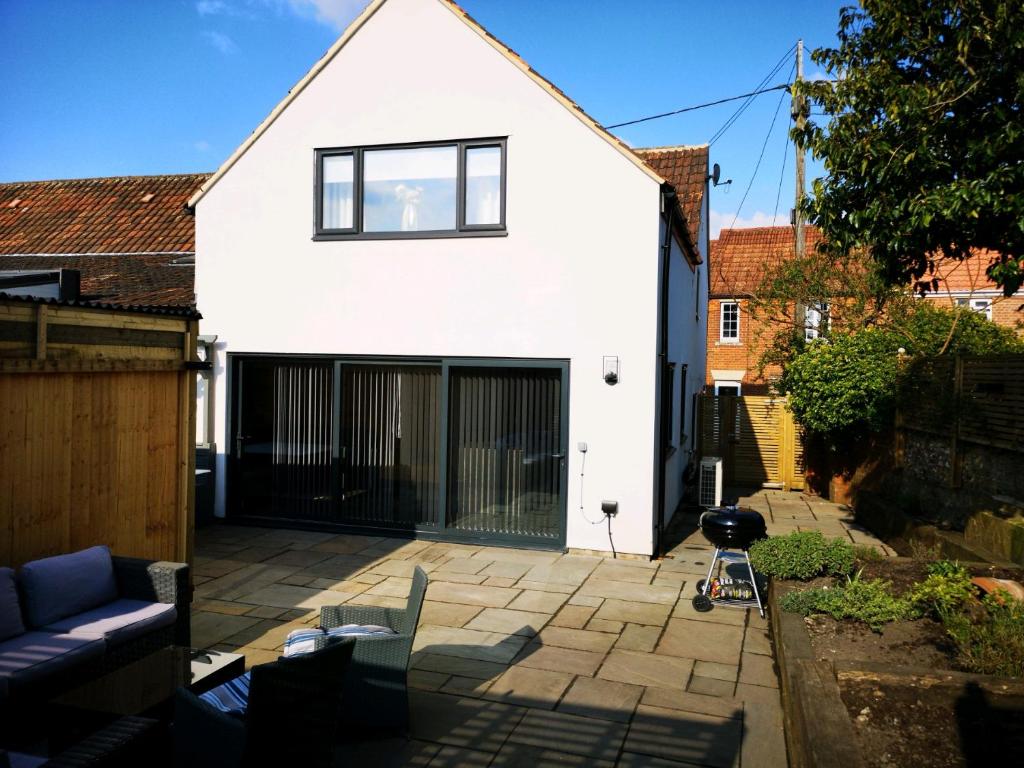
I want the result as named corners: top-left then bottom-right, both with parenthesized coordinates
top-left (0, 545), bottom-right (190, 708)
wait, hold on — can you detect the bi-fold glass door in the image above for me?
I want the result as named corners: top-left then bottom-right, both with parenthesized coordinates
top-left (230, 356), bottom-right (567, 547)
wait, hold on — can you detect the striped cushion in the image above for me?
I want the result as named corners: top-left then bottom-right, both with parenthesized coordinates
top-left (197, 671), bottom-right (251, 715)
top-left (283, 624), bottom-right (396, 658)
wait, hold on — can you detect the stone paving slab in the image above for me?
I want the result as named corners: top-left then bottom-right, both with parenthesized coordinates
top-left (194, 488), bottom-right (890, 767)
top-left (625, 705), bottom-right (743, 767)
top-left (508, 709), bottom-right (628, 762)
top-left (557, 676), bottom-right (643, 723)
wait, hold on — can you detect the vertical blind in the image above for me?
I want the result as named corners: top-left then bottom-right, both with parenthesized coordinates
top-left (271, 363), bottom-right (333, 520)
top-left (447, 368), bottom-right (562, 539)
top-left (339, 365), bottom-right (442, 527)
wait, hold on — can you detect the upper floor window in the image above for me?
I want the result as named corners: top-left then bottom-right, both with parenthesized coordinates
top-left (956, 297), bottom-right (992, 321)
top-left (720, 301), bottom-right (740, 342)
top-left (804, 301), bottom-right (829, 341)
top-left (315, 139), bottom-right (506, 239)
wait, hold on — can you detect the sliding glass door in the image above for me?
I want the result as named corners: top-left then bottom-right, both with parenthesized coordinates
top-left (336, 364), bottom-right (442, 528)
top-left (233, 358), bottom-right (334, 521)
top-left (446, 366), bottom-right (564, 541)
top-left (230, 356), bottom-right (567, 547)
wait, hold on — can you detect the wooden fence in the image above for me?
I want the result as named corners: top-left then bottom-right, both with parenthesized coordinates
top-left (0, 297), bottom-right (199, 568)
top-left (698, 394), bottom-right (805, 491)
top-left (897, 354), bottom-right (1024, 487)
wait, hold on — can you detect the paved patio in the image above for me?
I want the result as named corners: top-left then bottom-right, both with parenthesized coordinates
top-left (191, 491), bottom-right (891, 767)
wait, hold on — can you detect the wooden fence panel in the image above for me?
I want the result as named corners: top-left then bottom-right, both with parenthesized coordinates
top-left (0, 298), bottom-right (197, 569)
top-left (0, 371), bottom-right (186, 567)
top-left (698, 394), bottom-right (805, 491)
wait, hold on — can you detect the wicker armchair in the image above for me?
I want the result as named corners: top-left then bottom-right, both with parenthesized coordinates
top-left (318, 565), bottom-right (427, 733)
top-left (173, 638), bottom-right (355, 768)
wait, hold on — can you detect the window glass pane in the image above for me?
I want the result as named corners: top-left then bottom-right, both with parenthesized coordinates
top-left (363, 146), bottom-right (457, 232)
top-left (721, 302), bottom-right (739, 339)
top-left (465, 146), bottom-right (502, 226)
top-left (322, 154), bottom-right (354, 229)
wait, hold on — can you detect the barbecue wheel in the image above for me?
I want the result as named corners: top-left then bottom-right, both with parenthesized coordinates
top-left (696, 579), bottom-right (707, 595)
top-left (692, 594), bottom-right (713, 612)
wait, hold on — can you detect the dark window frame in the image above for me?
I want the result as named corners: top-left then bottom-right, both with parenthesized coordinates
top-left (314, 137), bottom-right (508, 240)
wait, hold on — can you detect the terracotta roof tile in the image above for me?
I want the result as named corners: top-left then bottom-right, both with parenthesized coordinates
top-left (0, 173), bottom-right (208, 255)
top-left (710, 225), bottom-right (822, 297)
top-left (634, 145), bottom-right (708, 258)
top-left (0, 174), bottom-right (207, 308)
top-left (711, 226), bottom-right (1012, 298)
top-left (0, 254), bottom-right (195, 308)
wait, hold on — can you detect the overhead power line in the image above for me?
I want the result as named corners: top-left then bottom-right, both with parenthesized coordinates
top-left (708, 44), bottom-right (796, 146)
top-left (603, 83), bottom-right (791, 130)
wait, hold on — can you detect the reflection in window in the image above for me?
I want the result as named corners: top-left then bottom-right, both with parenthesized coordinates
top-left (804, 301), bottom-right (829, 341)
top-left (321, 154), bottom-right (354, 230)
top-left (363, 146), bottom-right (457, 232)
top-left (465, 146), bottom-right (502, 226)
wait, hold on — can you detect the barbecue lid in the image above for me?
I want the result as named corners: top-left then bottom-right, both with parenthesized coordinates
top-left (699, 506), bottom-right (767, 532)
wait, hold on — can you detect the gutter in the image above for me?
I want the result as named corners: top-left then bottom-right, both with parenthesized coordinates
top-left (654, 185), bottom-right (677, 559)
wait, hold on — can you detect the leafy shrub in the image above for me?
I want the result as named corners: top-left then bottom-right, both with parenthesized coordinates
top-left (853, 544), bottom-right (884, 562)
top-left (749, 531), bottom-right (856, 580)
top-left (941, 594), bottom-right (1024, 677)
top-left (907, 561), bottom-right (974, 617)
top-left (781, 574), bottom-right (914, 631)
top-left (781, 303), bottom-right (1024, 440)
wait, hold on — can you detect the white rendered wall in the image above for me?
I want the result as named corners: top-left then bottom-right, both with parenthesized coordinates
top-left (660, 218), bottom-right (708, 526)
top-left (196, 0), bottom-right (670, 555)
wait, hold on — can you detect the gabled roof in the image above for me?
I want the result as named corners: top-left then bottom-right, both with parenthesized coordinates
top-left (186, 0), bottom-right (665, 210)
top-left (710, 225), bottom-right (822, 297)
top-left (0, 174), bottom-right (209, 255)
top-left (634, 145), bottom-right (708, 258)
top-left (0, 174), bottom-right (207, 308)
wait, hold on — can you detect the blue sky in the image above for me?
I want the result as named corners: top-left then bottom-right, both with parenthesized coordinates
top-left (0, 0), bottom-right (845, 236)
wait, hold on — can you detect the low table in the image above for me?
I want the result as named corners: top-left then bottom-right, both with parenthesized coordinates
top-left (53, 647), bottom-right (245, 717)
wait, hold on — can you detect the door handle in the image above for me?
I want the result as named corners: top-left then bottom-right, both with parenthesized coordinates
top-left (551, 452), bottom-right (565, 459)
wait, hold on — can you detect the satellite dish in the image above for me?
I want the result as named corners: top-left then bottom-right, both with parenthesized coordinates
top-left (711, 163), bottom-right (721, 185)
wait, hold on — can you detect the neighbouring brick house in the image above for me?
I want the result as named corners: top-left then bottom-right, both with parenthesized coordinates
top-left (0, 174), bottom-right (209, 307)
top-left (706, 225), bottom-right (1023, 394)
top-left (706, 226), bottom-right (823, 394)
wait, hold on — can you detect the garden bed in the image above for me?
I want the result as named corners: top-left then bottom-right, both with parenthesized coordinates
top-left (769, 552), bottom-right (1024, 768)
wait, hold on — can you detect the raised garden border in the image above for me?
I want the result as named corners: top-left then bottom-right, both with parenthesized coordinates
top-left (770, 579), bottom-right (1024, 768)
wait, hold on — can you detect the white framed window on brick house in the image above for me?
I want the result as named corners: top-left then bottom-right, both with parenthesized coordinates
top-left (956, 297), bottom-right (993, 321)
top-left (804, 301), bottom-right (829, 341)
top-left (720, 301), bottom-right (740, 342)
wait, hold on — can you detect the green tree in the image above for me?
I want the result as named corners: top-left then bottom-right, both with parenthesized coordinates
top-left (782, 303), bottom-right (1024, 438)
top-left (797, 0), bottom-right (1024, 296)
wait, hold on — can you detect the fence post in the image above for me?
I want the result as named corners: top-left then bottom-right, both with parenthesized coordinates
top-left (780, 403), bottom-right (792, 491)
top-left (949, 355), bottom-right (963, 489)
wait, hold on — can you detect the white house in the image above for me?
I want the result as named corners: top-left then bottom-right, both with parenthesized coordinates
top-left (189, 0), bottom-right (709, 557)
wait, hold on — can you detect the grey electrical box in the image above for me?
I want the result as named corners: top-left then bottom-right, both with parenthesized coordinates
top-left (601, 500), bottom-right (618, 517)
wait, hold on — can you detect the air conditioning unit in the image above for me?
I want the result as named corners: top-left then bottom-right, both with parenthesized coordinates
top-left (699, 457), bottom-right (723, 508)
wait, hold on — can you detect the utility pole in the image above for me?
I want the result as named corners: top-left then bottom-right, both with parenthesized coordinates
top-left (793, 39), bottom-right (806, 258)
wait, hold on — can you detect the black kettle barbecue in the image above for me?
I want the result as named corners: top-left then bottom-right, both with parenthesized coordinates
top-left (693, 504), bottom-right (768, 618)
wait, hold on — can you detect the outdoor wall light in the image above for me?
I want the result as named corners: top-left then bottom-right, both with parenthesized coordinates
top-left (603, 356), bottom-right (619, 385)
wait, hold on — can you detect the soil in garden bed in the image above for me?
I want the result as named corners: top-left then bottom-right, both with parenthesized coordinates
top-left (802, 557), bottom-right (1021, 672)
top-left (839, 674), bottom-right (1024, 768)
top-left (792, 557), bottom-right (1024, 766)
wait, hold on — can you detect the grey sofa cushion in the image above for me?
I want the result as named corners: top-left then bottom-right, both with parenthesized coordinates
top-left (44, 599), bottom-right (176, 647)
top-left (0, 568), bottom-right (25, 643)
top-left (18, 546), bottom-right (118, 628)
top-left (0, 631), bottom-right (105, 695)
